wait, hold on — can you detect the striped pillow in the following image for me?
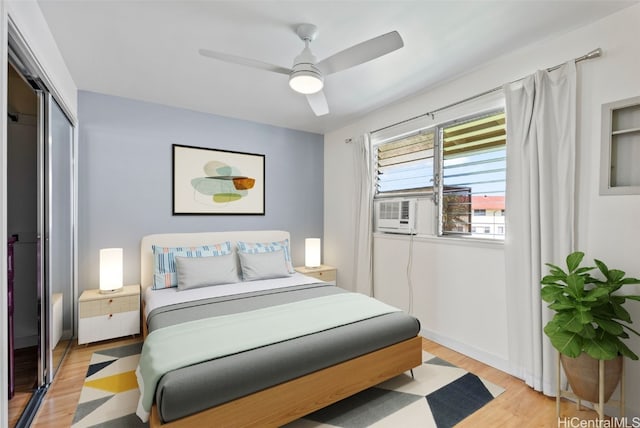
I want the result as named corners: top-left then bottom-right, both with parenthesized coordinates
top-left (236, 239), bottom-right (295, 273)
top-left (152, 242), bottom-right (232, 289)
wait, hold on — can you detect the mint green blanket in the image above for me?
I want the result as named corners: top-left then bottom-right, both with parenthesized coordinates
top-left (135, 292), bottom-right (401, 422)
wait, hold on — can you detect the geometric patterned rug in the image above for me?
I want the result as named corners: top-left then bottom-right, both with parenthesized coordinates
top-left (285, 351), bottom-right (505, 428)
top-left (72, 345), bottom-right (504, 428)
top-left (71, 342), bottom-right (145, 428)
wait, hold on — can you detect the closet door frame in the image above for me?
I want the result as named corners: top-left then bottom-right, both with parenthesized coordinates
top-left (42, 91), bottom-right (75, 383)
top-left (3, 15), bottom-right (77, 427)
top-left (9, 22), bottom-right (77, 389)
top-left (36, 89), bottom-right (48, 387)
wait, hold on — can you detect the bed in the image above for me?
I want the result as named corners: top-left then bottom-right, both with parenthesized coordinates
top-left (137, 230), bottom-right (422, 427)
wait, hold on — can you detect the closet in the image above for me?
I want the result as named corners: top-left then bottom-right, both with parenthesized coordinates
top-left (7, 33), bottom-right (76, 427)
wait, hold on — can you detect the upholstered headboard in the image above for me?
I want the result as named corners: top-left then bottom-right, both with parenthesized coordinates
top-left (140, 230), bottom-right (291, 291)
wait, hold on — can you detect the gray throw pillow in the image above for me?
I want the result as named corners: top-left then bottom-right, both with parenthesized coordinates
top-left (175, 253), bottom-right (239, 290)
top-left (238, 249), bottom-right (291, 281)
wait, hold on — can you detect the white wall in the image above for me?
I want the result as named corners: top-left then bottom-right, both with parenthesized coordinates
top-left (324, 3), bottom-right (640, 417)
top-left (373, 234), bottom-right (508, 370)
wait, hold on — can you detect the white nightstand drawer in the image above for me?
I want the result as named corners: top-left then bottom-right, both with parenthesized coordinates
top-left (79, 294), bottom-right (139, 318)
top-left (78, 310), bottom-right (140, 345)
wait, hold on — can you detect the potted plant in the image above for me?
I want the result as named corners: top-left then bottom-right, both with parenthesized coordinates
top-left (541, 251), bottom-right (640, 402)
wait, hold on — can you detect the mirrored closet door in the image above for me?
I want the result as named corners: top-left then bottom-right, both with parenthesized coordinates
top-left (44, 92), bottom-right (75, 383)
top-left (7, 36), bottom-right (76, 427)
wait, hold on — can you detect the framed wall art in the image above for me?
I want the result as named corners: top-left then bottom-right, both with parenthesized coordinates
top-left (173, 144), bottom-right (265, 215)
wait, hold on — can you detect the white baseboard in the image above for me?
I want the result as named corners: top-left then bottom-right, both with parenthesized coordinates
top-left (420, 328), bottom-right (512, 376)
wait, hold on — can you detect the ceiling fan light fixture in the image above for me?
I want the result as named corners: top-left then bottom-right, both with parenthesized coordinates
top-left (289, 66), bottom-right (324, 95)
top-left (199, 23), bottom-right (403, 116)
top-left (289, 73), bottom-right (323, 94)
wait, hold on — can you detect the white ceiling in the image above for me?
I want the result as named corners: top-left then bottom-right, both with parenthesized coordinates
top-left (37, 0), bottom-right (636, 134)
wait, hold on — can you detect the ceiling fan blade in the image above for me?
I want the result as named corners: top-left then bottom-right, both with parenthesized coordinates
top-left (316, 31), bottom-right (403, 75)
top-left (306, 91), bottom-right (329, 116)
top-left (199, 49), bottom-right (292, 75)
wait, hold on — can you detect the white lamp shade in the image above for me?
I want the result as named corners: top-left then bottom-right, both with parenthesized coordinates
top-left (100, 248), bottom-right (123, 292)
top-left (305, 238), bottom-right (321, 268)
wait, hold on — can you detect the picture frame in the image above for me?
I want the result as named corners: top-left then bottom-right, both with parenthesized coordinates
top-left (172, 144), bottom-right (265, 215)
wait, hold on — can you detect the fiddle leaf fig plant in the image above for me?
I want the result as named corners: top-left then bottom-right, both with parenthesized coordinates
top-left (541, 251), bottom-right (640, 360)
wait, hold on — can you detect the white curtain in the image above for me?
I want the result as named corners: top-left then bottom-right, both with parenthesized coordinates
top-left (503, 62), bottom-right (576, 395)
top-left (352, 133), bottom-right (374, 296)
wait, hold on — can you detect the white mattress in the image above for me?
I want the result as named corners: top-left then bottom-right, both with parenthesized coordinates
top-left (143, 272), bottom-right (323, 317)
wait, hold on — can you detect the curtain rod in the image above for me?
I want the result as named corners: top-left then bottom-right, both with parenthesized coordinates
top-left (369, 47), bottom-right (602, 135)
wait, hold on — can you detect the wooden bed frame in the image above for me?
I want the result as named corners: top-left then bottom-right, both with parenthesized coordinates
top-left (140, 231), bottom-right (423, 427)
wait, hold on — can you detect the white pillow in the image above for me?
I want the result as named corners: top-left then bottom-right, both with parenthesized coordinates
top-left (175, 254), bottom-right (239, 291)
top-left (238, 249), bottom-right (291, 281)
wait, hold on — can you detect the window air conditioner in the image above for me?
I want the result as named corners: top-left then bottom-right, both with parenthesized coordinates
top-left (375, 199), bottom-right (416, 234)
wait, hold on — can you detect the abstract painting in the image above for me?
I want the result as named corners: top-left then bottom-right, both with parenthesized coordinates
top-left (173, 144), bottom-right (265, 215)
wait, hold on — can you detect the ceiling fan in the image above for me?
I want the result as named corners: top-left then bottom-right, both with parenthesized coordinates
top-left (199, 24), bottom-right (404, 116)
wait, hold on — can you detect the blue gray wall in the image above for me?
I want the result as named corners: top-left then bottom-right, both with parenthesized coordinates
top-left (78, 91), bottom-right (323, 292)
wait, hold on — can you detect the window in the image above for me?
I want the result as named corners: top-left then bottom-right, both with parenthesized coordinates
top-left (374, 130), bottom-right (436, 195)
top-left (439, 111), bottom-right (506, 239)
top-left (372, 109), bottom-right (506, 240)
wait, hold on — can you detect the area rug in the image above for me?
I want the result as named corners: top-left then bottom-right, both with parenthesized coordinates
top-left (72, 344), bottom-right (504, 428)
top-left (71, 342), bottom-right (145, 428)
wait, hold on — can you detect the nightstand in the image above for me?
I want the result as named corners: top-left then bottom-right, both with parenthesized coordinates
top-left (78, 284), bottom-right (140, 344)
top-left (294, 265), bottom-right (337, 285)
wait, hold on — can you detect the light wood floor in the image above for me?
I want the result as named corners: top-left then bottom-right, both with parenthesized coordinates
top-left (27, 336), bottom-right (605, 428)
top-left (8, 392), bottom-right (32, 428)
top-left (8, 346), bottom-right (38, 427)
top-left (421, 340), bottom-right (605, 428)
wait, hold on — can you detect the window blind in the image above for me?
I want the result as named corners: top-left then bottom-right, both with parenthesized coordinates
top-left (375, 130), bottom-right (436, 195)
top-left (441, 112), bottom-right (506, 238)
